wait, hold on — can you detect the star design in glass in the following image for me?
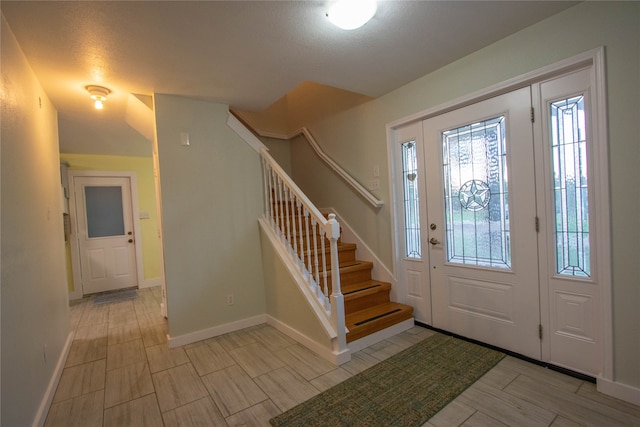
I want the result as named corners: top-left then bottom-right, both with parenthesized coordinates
top-left (459, 180), bottom-right (491, 211)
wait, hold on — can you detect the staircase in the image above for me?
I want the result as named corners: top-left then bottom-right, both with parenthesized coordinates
top-left (300, 213), bottom-right (414, 344)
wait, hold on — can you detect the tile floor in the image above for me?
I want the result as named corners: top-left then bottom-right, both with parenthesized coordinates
top-left (45, 287), bottom-right (640, 426)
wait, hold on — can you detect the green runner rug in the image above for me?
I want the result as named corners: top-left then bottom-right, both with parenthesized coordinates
top-left (270, 333), bottom-right (505, 427)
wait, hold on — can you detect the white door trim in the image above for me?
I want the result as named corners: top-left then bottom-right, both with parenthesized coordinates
top-left (387, 47), bottom-right (611, 382)
top-left (68, 170), bottom-right (144, 298)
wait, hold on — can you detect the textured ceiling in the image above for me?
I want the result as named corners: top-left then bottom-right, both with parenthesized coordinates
top-left (1, 1), bottom-right (576, 157)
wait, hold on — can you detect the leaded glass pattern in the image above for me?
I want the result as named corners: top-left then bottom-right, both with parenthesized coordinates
top-left (550, 95), bottom-right (590, 277)
top-left (402, 141), bottom-right (421, 258)
top-left (442, 116), bottom-right (511, 269)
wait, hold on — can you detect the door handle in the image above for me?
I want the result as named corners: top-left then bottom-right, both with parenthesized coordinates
top-left (128, 239), bottom-right (133, 243)
top-left (429, 237), bottom-right (440, 245)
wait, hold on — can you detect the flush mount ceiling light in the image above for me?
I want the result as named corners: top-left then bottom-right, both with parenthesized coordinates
top-left (85, 85), bottom-right (111, 110)
top-left (326, 0), bottom-right (377, 30)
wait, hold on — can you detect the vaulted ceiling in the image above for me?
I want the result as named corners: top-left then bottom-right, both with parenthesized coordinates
top-left (1, 1), bottom-right (576, 157)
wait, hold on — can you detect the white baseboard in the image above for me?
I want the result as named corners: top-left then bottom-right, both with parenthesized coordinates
top-left (139, 278), bottom-right (162, 289)
top-left (597, 377), bottom-right (640, 406)
top-left (348, 318), bottom-right (414, 353)
top-left (68, 287), bottom-right (82, 301)
top-left (33, 331), bottom-right (74, 427)
top-left (266, 315), bottom-right (351, 365)
top-left (167, 315), bottom-right (266, 348)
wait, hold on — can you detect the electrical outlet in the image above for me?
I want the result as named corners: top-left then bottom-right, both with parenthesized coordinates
top-left (227, 294), bottom-right (234, 305)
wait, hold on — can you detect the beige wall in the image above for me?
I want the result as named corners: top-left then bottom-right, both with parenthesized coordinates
top-left (289, 2), bottom-right (640, 388)
top-left (154, 95), bottom-right (266, 338)
top-left (1, 15), bottom-right (71, 426)
top-left (260, 227), bottom-right (333, 349)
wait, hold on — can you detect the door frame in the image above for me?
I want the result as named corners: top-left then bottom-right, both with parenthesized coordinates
top-left (387, 47), bottom-right (612, 380)
top-left (68, 170), bottom-right (144, 299)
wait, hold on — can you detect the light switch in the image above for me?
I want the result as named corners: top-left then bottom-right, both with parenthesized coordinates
top-left (180, 132), bottom-right (190, 146)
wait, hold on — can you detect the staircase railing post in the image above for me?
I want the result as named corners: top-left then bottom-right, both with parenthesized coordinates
top-left (326, 213), bottom-right (347, 350)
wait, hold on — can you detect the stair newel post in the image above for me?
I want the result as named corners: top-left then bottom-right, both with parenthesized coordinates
top-left (326, 213), bottom-right (346, 349)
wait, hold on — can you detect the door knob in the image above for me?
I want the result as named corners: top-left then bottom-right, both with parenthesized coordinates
top-left (429, 237), bottom-right (440, 245)
top-left (128, 239), bottom-right (133, 243)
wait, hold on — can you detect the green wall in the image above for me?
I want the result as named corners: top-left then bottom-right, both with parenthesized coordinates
top-left (154, 95), bottom-right (266, 338)
top-left (291, 2), bottom-right (640, 388)
top-left (60, 153), bottom-right (162, 291)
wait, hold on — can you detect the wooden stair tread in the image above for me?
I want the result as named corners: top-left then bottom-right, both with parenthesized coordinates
top-left (345, 302), bottom-right (414, 342)
top-left (341, 280), bottom-right (390, 296)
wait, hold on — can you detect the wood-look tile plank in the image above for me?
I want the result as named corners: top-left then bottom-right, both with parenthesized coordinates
top-left (140, 323), bottom-right (168, 347)
top-left (215, 329), bottom-right (257, 352)
top-left (254, 366), bottom-right (319, 412)
top-left (275, 344), bottom-right (336, 381)
top-left (309, 367), bottom-right (353, 392)
top-left (104, 362), bottom-right (154, 408)
top-left (551, 415), bottom-right (584, 427)
top-left (145, 343), bottom-right (190, 374)
top-left (162, 396), bottom-right (228, 427)
top-left (44, 389), bottom-right (103, 427)
top-left (201, 364), bottom-right (267, 417)
top-left (340, 349), bottom-right (380, 375)
top-left (457, 380), bottom-right (556, 426)
top-left (462, 411), bottom-right (509, 427)
top-left (230, 342), bottom-right (285, 378)
top-left (425, 400), bottom-right (475, 427)
top-left (362, 338), bottom-right (407, 361)
top-left (107, 322), bottom-right (141, 346)
top-left (499, 356), bottom-right (582, 393)
top-left (106, 338), bottom-right (147, 371)
top-left (505, 374), bottom-right (639, 426)
top-left (65, 338), bottom-right (107, 368)
top-left (186, 341), bottom-right (236, 376)
top-left (249, 325), bottom-right (296, 352)
top-left (108, 300), bottom-right (135, 316)
top-left (136, 310), bottom-right (166, 328)
top-left (103, 393), bottom-right (163, 427)
top-left (225, 400), bottom-right (281, 427)
top-left (53, 359), bottom-right (106, 403)
top-left (74, 322), bottom-right (108, 341)
top-left (152, 363), bottom-right (209, 412)
top-left (79, 305), bottom-right (109, 327)
top-left (577, 381), bottom-right (640, 419)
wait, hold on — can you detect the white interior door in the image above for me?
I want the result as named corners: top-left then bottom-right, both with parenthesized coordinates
top-left (75, 176), bottom-right (138, 294)
top-left (423, 87), bottom-right (542, 359)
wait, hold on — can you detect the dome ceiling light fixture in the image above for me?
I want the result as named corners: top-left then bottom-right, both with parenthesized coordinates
top-left (85, 85), bottom-right (111, 110)
top-left (326, 0), bottom-right (377, 30)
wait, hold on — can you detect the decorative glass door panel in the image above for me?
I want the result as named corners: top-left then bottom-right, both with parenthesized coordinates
top-left (550, 96), bottom-right (590, 277)
top-left (402, 140), bottom-right (421, 259)
top-left (442, 117), bottom-right (510, 269)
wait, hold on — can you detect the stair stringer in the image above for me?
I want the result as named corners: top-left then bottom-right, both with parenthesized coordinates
top-left (259, 218), bottom-right (351, 365)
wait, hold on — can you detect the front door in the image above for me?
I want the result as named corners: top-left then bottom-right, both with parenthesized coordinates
top-left (422, 87), bottom-right (542, 359)
top-left (394, 62), bottom-right (607, 377)
top-left (74, 176), bottom-right (138, 295)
